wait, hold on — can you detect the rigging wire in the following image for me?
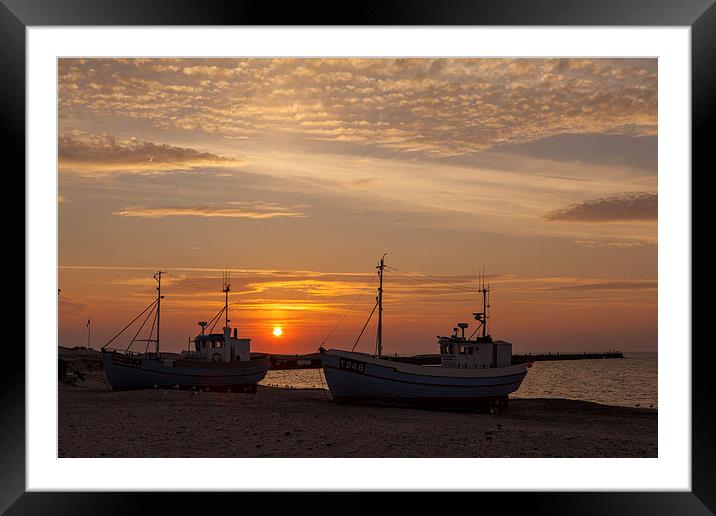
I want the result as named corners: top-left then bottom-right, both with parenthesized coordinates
top-left (320, 276), bottom-right (377, 347)
top-left (165, 272), bottom-right (236, 334)
top-left (102, 299), bottom-right (158, 350)
top-left (468, 324), bottom-right (481, 341)
top-left (206, 306), bottom-right (227, 334)
top-left (383, 265), bottom-right (478, 293)
top-left (144, 303), bottom-right (159, 354)
top-left (125, 301), bottom-right (158, 353)
top-left (351, 300), bottom-right (379, 352)
top-left (164, 272), bottom-right (211, 292)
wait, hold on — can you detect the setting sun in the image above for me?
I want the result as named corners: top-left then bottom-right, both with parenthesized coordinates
top-left (272, 326), bottom-right (283, 337)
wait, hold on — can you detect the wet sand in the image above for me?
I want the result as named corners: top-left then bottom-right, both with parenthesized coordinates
top-left (58, 372), bottom-right (657, 458)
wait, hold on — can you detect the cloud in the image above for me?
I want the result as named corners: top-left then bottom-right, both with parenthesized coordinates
top-left (59, 293), bottom-right (87, 315)
top-left (542, 279), bottom-right (657, 291)
top-left (59, 266), bottom-right (656, 314)
top-left (545, 192), bottom-right (657, 223)
top-left (573, 239), bottom-right (653, 248)
top-left (347, 176), bottom-right (379, 189)
top-left (59, 130), bottom-right (242, 174)
top-left (58, 58), bottom-right (657, 157)
top-left (226, 146), bottom-right (657, 246)
top-left (114, 202), bottom-right (306, 219)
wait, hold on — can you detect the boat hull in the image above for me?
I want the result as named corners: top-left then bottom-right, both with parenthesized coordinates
top-left (100, 350), bottom-right (270, 391)
top-left (321, 349), bottom-right (527, 409)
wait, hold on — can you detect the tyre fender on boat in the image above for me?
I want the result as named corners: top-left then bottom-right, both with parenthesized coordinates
top-left (212, 353), bottom-right (222, 363)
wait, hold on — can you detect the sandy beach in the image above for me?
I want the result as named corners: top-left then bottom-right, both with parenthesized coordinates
top-left (58, 372), bottom-right (657, 458)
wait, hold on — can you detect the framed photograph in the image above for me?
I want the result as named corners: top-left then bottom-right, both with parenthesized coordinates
top-left (8, 0), bottom-right (711, 513)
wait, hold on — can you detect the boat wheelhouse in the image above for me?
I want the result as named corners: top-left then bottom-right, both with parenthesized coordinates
top-left (437, 328), bottom-right (512, 370)
top-left (185, 328), bottom-right (251, 363)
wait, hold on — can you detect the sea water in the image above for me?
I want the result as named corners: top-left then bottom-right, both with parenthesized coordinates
top-left (260, 352), bottom-right (657, 408)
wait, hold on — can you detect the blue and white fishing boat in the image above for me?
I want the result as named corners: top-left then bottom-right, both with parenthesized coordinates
top-left (101, 271), bottom-right (269, 392)
top-left (320, 257), bottom-right (528, 411)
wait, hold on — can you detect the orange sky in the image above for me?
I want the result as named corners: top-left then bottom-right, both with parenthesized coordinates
top-left (58, 58), bottom-right (657, 354)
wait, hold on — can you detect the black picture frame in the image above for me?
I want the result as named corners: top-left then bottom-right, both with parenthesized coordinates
top-left (5, 1), bottom-right (710, 514)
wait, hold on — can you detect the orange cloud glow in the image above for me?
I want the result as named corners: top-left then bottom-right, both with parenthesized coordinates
top-left (58, 58), bottom-right (658, 355)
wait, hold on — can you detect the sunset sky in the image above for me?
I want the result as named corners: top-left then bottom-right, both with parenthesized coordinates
top-left (58, 58), bottom-right (657, 354)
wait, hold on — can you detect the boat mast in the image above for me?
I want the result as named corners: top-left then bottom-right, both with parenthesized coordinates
top-left (223, 271), bottom-right (231, 329)
top-left (481, 267), bottom-right (490, 338)
top-left (154, 271), bottom-right (164, 355)
top-left (376, 254), bottom-right (386, 356)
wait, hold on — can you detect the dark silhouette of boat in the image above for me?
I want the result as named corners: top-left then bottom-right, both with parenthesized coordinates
top-left (320, 257), bottom-right (528, 411)
top-left (100, 271), bottom-right (269, 392)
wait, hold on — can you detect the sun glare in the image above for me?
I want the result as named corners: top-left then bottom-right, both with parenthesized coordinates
top-left (273, 326), bottom-right (283, 337)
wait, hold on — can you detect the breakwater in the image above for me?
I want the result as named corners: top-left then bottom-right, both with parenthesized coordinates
top-left (267, 350), bottom-right (624, 369)
top-left (58, 346), bottom-right (623, 371)
top-left (511, 351), bottom-right (624, 364)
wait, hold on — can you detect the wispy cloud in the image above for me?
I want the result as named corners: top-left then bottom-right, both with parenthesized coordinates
top-left (231, 146), bottom-right (657, 244)
top-left (59, 130), bottom-right (242, 174)
top-left (58, 292), bottom-right (87, 315)
top-left (113, 201), bottom-right (306, 219)
top-left (573, 239), bottom-right (653, 248)
top-left (545, 192), bottom-right (657, 223)
top-left (61, 265), bottom-right (655, 301)
top-left (58, 265), bottom-right (657, 354)
top-left (540, 279), bottom-right (657, 291)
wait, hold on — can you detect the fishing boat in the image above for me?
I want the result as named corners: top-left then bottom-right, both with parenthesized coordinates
top-left (320, 257), bottom-right (528, 411)
top-left (100, 271), bottom-right (269, 392)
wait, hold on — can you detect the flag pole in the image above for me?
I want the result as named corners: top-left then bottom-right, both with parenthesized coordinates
top-left (87, 316), bottom-right (91, 350)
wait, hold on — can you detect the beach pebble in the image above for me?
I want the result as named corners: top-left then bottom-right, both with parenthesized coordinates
top-left (58, 379), bottom-right (657, 459)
